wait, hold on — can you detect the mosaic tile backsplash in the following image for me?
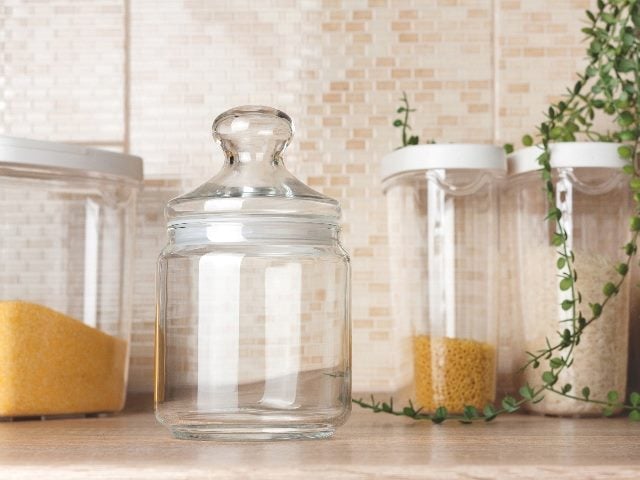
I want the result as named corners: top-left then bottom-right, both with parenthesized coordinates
top-left (3, 0), bottom-right (635, 394)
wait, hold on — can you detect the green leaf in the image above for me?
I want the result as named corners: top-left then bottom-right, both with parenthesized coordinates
top-left (463, 405), bottom-right (479, 419)
top-left (573, 81), bottom-right (583, 95)
top-left (550, 127), bottom-right (564, 139)
top-left (614, 99), bottom-right (629, 110)
top-left (586, 10), bottom-right (595, 22)
top-left (546, 208), bottom-right (562, 221)
top-left (607, 390), bottom-right (619, 403)
top-left (630, 217), bottom-right (640, 232)
top-left (560, 299), bottom-right (574, 311)
top-left (601, 12), bottom-right (616, 24)
top-left (623, 165), bottom-right (635, 175)
top-left (501, 396), bottom-right (519, 413)
top-left (623, 33), bottom-right (635, 48)
top-left (431, 406), bottom-right (448, 424)
top-left (393, 119), bottom-right (403, 127)
top-left (397, 107), bottom-right (406, 113)
top-left (550, 357), bottom-right (564, 369)
top-left (603, 406), bottom-right (615, 417)
top-left (624, 242), bottom-right (637, 255)
top-left (537, 151), bottom-right (551, 163)
top-left (559, 277), bottom-right (573, 291)
top-left (603, 282), bottom-right (618, 296)
top-left (464, 405), bottom-right (478, 417)
top-left (557, 257), bottom-right (566, 269)
top-left (542, 371), bottom-right (557, 385)
top-left (582, 386), bottom-right (591, 400)
top-left (519, 385), bottom-right (535, 400)
top-left (630, 392), bottom-right (640, 407)
top-left (483, 404), bottom-right (497, 421)
top-left (590, 302), bottom-right (602, 317)
top-left (615, 263), bottom-right (629, 276)
top-left (402, 406), bottom-right (416, 417)
top-left (619, 111), bottom-right (634, 127)
top-left (522, 134), bottom-right (533, 147)
top-left (617, 58), bottom-right (636, 73)
top-left (629, 410), bottom-right (640, 422)
top-left (578, 314), bottom-right (587, 329)
top-left (552, 233), bottom-right (565, 246)
top-left (620, 130), bottom-right (637, 142)
top-left (504, 143), bottom-right (514, 154)
top-left (618, 145), bottom-right (633, 159)
top-left (561, 383), bottom-right (572, 394)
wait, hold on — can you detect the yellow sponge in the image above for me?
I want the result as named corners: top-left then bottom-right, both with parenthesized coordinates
top-left (0, 301), bottom-right (127, 417)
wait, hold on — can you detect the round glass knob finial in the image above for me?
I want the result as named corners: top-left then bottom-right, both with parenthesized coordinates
top-left (212, 106), bottom-right (294, 160)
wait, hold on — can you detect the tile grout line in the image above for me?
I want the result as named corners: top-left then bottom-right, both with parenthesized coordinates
top-left (491, 0), bottom-right (501, 144)
top-left (123, 0), bottom-right (131, 154)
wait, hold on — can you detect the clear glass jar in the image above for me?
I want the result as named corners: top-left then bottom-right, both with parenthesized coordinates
top-left (381, 145), bottom-right (505, 414)
top-left (155, 106), bottom-right (351, 440)
top-left (508, 143), bottom-right (631, 416)
top-left (0, 136), bottom-right (142, 417)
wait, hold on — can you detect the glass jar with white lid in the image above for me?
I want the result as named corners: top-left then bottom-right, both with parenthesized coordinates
top-left (0, 136), bottom-right (142, 417)
top-left (381, 144), bottom-right (505, 414)
top-left (507, 142), bottom-right (631, 416)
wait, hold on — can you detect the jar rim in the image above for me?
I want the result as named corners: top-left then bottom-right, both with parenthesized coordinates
top-left (507, 142), bottom-right (625, 175)
top-left (0, 135), bottom-right (143, 182)
top-left (380, 144), bottom-right (507, 183)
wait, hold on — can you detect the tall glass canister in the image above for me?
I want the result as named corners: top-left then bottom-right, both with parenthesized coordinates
top-left (508, 142), bottom-right (631, 416)
top-left (155, 106), bottom-right (351, 440)
top-left (0, 136), bottom-right (142, 418)
top-left (381, 145), bottom-right (506, 414)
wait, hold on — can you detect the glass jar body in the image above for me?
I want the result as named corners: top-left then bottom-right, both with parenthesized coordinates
top-left (384, 169), bottom-right (499, 414)
top-left (0, 164), bottom-right (138, 416)
top-left (511, 168), bottom-right (630, 416)
top-left (155, 220), bottom-right (351, 440)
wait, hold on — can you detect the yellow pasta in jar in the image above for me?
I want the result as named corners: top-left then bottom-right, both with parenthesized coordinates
top-left (413, 335), bottom-right (496, 414)
top-left (0, 301), bottom-right (127, 417)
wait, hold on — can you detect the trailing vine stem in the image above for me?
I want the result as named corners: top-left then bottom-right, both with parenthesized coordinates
top-left (393, 92), bottom-right (419, 148)
top-left (359, 0), bottom-right (640, 423)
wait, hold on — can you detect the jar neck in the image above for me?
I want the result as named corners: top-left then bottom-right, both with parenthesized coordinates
top-left (222, 150), bottom-right (283, 177)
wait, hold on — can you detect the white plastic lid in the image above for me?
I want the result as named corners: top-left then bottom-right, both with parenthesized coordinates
top-left (508, 142), bottom-right (625, 175)
top-left (380, 144), bottom-right (506, 182)
top-left (0, 135), bottom-right (143, 182)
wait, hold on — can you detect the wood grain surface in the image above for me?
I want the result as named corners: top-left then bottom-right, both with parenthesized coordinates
top-left (1, 397), bottom-right (640, 479)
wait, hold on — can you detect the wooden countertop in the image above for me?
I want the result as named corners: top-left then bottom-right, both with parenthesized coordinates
top-left (2, 397), bottom-right (640, 479)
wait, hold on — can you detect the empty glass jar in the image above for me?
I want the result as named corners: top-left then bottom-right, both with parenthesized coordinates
top-left (155, 106), bottom-right (351, 440)
top-left (508, 142), bottom-right (631, 416)
top-left (381, 144), bottom-right (506, 414)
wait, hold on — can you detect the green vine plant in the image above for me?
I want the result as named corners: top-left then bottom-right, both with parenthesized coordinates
top-left (393, 91), bottom-right (419, 148)
top-left (393, 91), bottom-right (435, 148)
top-left (362, 0), bottom-right (640, 424)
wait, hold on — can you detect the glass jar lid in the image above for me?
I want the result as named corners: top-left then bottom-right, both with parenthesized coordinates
top-left (166, 106), bottom-right (340, 226)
